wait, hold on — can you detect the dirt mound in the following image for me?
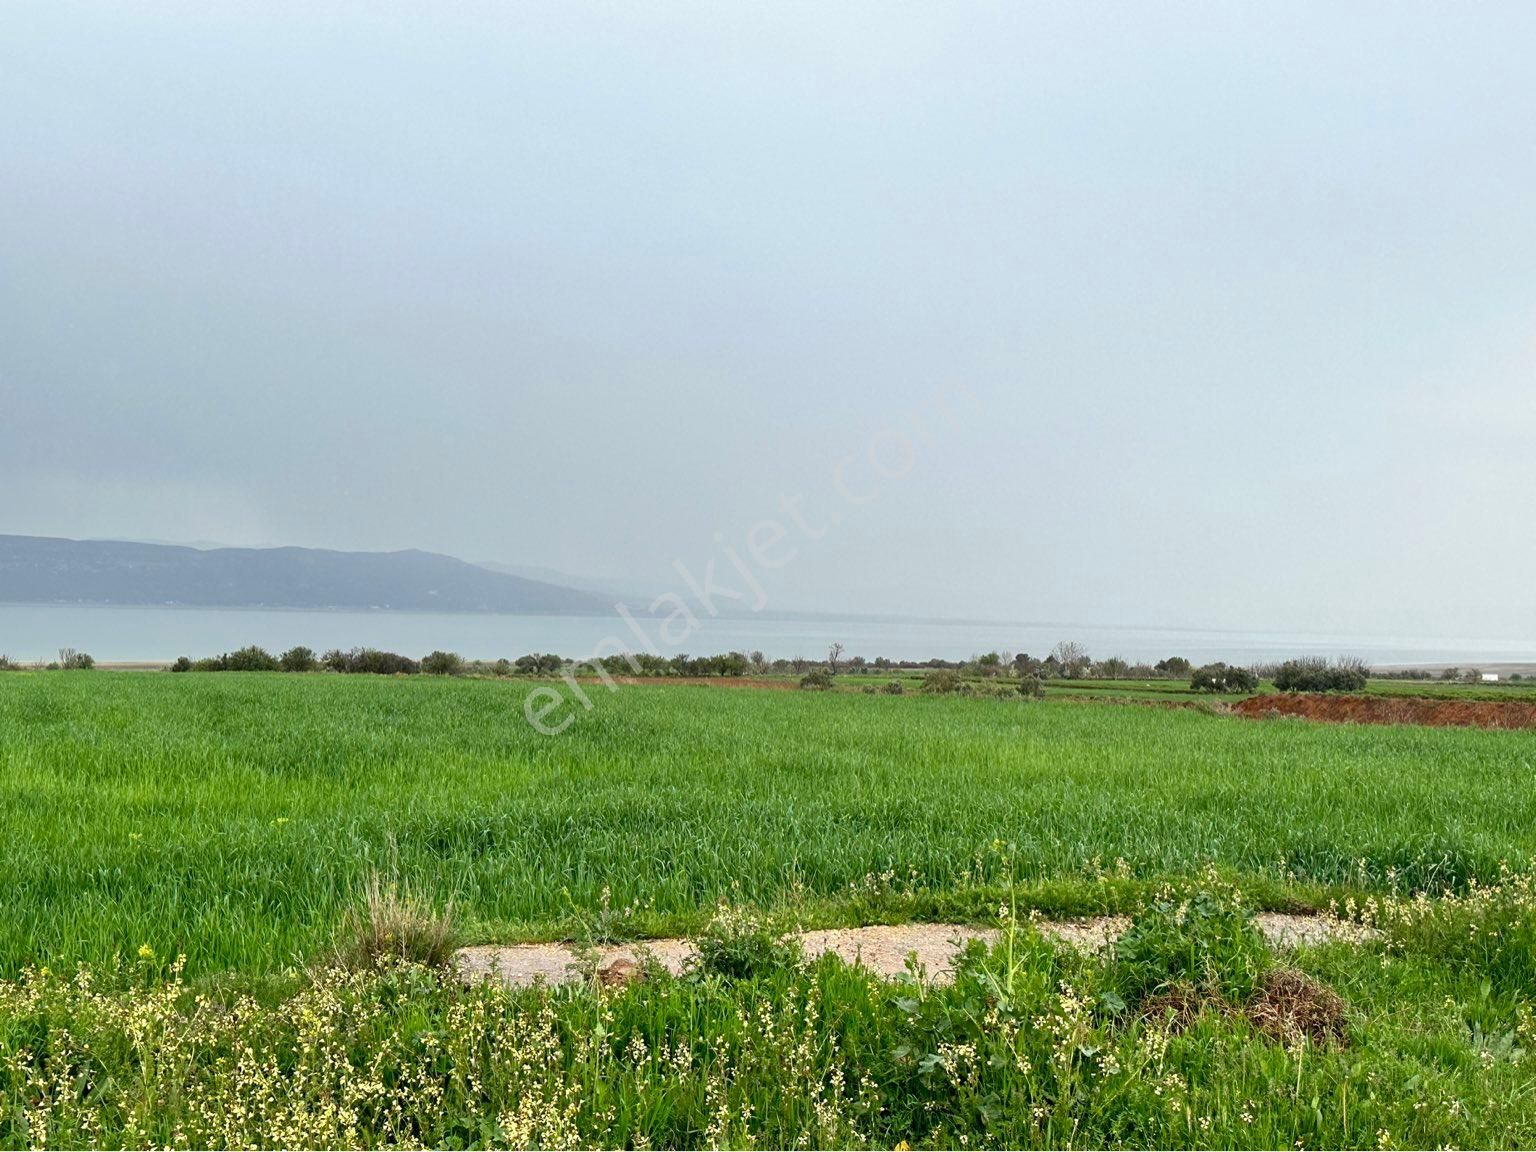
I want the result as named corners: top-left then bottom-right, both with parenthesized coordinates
top-left (1233, 693), bottom-right (1536, 730)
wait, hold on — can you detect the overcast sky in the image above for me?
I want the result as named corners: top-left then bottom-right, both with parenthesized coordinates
top-left (2, 1), bottom-right (1532, 638)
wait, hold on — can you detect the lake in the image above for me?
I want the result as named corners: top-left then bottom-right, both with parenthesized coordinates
top-left (1, 603), bottom-right (1532, 667)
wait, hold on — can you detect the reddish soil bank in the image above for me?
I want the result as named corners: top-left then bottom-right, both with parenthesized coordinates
top-left (1234, 693), bottom-right (1536, 731)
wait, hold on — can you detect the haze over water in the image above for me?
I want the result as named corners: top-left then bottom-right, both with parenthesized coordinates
top-left (3, 604), bottom-right (1531, 668)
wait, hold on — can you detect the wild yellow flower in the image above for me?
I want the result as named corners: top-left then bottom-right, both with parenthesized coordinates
top-left (137, 944), bottom-right (155, 961)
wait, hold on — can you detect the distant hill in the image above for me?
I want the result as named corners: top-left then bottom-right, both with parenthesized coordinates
top-left (474, 560), bottom-right (658, 603)
top-left (0, 535), bottom-right (613, 615)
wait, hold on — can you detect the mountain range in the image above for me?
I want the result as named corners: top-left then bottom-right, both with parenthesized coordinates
top-left (0, 535), bottom-right (613, 615)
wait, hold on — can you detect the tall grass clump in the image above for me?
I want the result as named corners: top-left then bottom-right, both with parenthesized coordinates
top-left (332, 871), bottom-right (459, 970)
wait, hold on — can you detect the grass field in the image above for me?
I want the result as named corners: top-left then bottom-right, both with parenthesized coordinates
top-left (4, 670), bottom-right (1536, 1148)
top-left (2, 671), bottom-right (1533, 976)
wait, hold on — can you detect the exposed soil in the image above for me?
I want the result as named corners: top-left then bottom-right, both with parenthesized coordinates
top-left (1233, 693), bottom-right (1536, 730)
top-left (456, 913), bottom-right (1368, 990)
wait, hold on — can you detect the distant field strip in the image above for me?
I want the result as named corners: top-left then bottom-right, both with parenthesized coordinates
top-left (0, 672), bottom-right (1532, 976)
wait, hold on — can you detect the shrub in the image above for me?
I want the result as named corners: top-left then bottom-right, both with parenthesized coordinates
top-left (323, 648), bottom-right (420, 675)
top-left (921, 669), bottom-right (963, 695)
top-left (224, 646), bottom-right (281, 672)
top-left (332, 872), bottom-right (458, 971)
top-left (0, 655), bottom-right (18, 671)
top-left (1155, 656), bottom-right (1192, 677)
top-left (1112, 889), bottom-right (1271, 1007)
top-left (1189, 662), bottom-right (1259, 694)
top-left (1273, 657), bottom-right (1369, 693)
top-left (881, 679), bottom-right (906, 695)
top-left (58, 648), bottom-right (95, 670)
top-left (279, 646), bottom-right (319, 673)
top-left (168, 656), bottom-right (193, 673)
top-left (421, 650), bottom-right (467, 677)
top-left (690, 903), bottom-right (800, 981)
top-left (798, 668), bottom-right (835, 690)
top-left (514, 653), bottom-right (564, 675)
top-left (1017, 674), bottom-right (1046, 699)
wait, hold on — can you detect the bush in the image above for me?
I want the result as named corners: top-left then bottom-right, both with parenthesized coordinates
top-left (1189, 662), bottom-right (1259, 694)
top-left (798, 668), bottom-right (835, 690)
top-left (279, 646), bottom-right (319, 673)
top-left (1273, 657), bottom-right (1369, 693)
top-left (223, 646), bottom-right (281, 672)
top-left (58, 648), bottom-right (95, 670)
top-left (0, 655), bottom-right (19, 671)
top-left (921, 669), bottom-right (963, 695)
top-left (514, 653), bottom-right (564, 675)
top-left (323, 648), bottom-right (420, 675)
top-left (881, 679), bottom-right (906, 695)
top-left (421, 650), bottom-right (467, 677)
top-left (690, 903), bottom-right (800, 981)
top-left (1112, 889), bottom-right (1271, 1007)
top-left (1155, 656), bottom-right (1191, 677)
top-left (168, 656), bottom-right (193, 673)
top-left (1017, 674), bottom-right (1046, 699)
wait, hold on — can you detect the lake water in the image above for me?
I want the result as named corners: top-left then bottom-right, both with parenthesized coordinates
top-left (1, 603), bottom-right (1533, 667)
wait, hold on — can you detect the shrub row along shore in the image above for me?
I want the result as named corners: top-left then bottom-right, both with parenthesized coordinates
top-left (7, 643), bottom-right (1530, 690)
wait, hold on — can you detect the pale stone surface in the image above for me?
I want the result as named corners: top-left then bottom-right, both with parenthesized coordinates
top-left (456, 912), bottom-right (1371, 989)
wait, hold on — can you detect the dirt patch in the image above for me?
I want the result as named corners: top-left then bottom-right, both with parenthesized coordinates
top-left (1233, 693), bottom-right (1536, 730)
top-left (456, 913), bottom-right (1365, 989)
top-left (1255, 912), bottom-right (1376, 948)
top-left (1244, 967), bottom-right (1349, 1045)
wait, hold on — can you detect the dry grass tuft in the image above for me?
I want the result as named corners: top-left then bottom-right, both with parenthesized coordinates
top-left (333, 872), bottom-right (459, 971)
top-left (1140, 981), bottom-right (1222, 1033)
top-left (1244, 967), bottom-right (1349, 1046)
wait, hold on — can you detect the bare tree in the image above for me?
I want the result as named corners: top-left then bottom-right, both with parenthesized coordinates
top-left (1051, 640), bottom-right (1091, 680)
top-left (827, 642), bottom-right (845, 675)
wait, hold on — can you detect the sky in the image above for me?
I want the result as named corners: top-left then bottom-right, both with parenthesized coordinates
top-left (2, 1), bottom-right (1533, 639)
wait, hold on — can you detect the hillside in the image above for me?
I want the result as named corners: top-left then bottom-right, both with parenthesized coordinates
top-left (0, 535), bottom-right (612, 614)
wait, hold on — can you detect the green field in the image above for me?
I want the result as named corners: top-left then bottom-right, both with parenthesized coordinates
top-left (2, 671), bottom-right (1533, 976)
top-left (4, 671), bottom-right (1536, 1149)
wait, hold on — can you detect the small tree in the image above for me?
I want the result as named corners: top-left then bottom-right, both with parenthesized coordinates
top-left (1097, 656), bottom-right (1130, 680)
top-left (279, 646), bottom-right (318, 673)
top-left (421, 650), bottom-right (467, 677)
top-left (1051, 641), bottom-right (1091, 680)
top-left (58, 648), bottom-right (95, 670)
top-left (826, 643), bottom-right (845, 675)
